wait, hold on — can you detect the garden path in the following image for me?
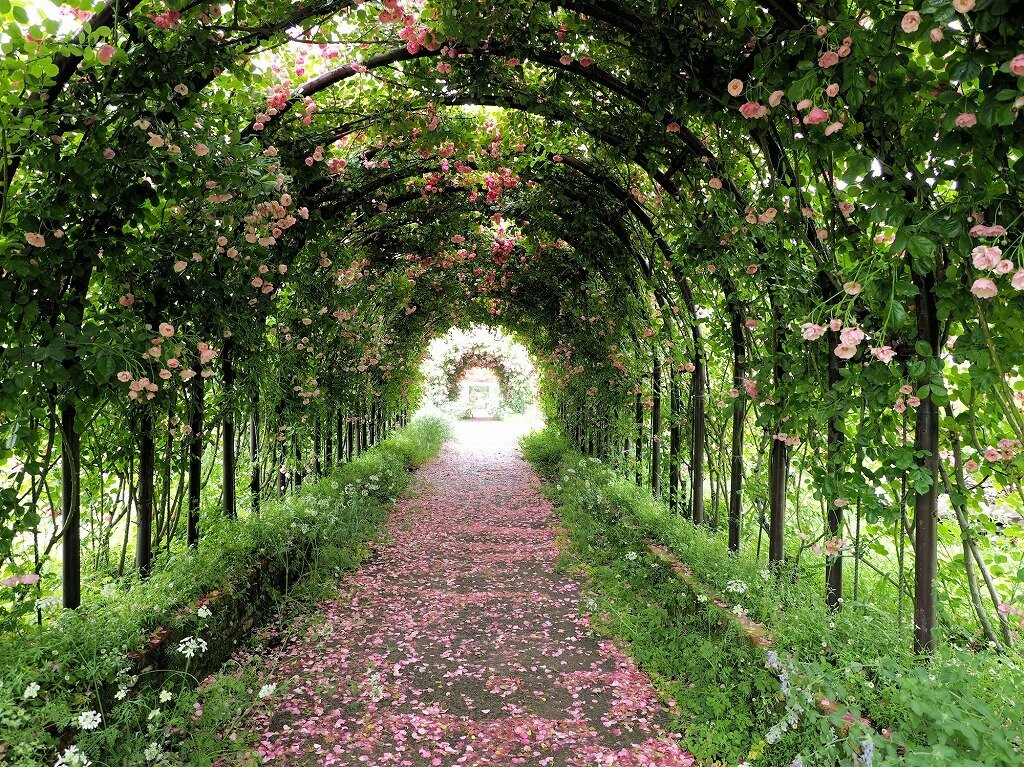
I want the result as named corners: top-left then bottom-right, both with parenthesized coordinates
top-left (242, 420), bottom-right (694, 766)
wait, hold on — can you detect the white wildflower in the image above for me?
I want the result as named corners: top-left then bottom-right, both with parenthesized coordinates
top-left (177, 636), bottom-right (208, 659)
top-left (23, 681), bottom-right (40, 699)
top-left (258, 683), bottom-right (277, 699)
top-left (77, 710), bottom-right (102, 730)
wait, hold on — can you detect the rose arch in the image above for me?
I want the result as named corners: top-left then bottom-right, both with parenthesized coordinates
top-left (1, 0), bottom-right (1024, 764)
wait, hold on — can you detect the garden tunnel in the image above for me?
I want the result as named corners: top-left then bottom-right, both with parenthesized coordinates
top-left (2, 0), bottom-right (1024, 761)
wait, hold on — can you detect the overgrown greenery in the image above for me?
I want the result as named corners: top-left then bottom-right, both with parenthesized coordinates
top-left (523, 426), bottom-right (1024, 766)
top-left (0, 417), bottom-right (451, 767)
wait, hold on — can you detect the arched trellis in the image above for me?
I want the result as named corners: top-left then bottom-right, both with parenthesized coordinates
top-left (0, 0), bottom-right (1021, 681)
top-left (439, 344), bottom-right (532, 404)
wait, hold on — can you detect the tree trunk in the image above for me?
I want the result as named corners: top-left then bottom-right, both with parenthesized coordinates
top-left (651, 349), bottom-right (662, 496)
top-left (669, 364), bottom-right (681, 514)
top-left (60, 403), bottom-right (81, 609)
top-left (691, 349), bottom-right (706, 524)
top-left (728, 310), bottom-right (745, 551)
top-left (138, 409), bottom-right (155, 577)
top-left (222, 349), bottom-right (236, 519)
top-left (249, 391), bottom-right (260, 516)
top-left (912, 269), bottom-right (940, 654)
top-left (825, 325), bottom-right (845, 609)
top-left (187, 375), bottom-right (203, 547)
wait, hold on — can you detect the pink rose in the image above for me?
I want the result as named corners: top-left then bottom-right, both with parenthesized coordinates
top-left (971, 245), bottom-right (1002, 270)
top-left (739, 101), bottom-right (767, 119)
top-left (994, 259), bottom-right (1015, 275)
top-left (158, 322), bottom-right (175, 337)
top-left (840, 326), bottom-right (865, 345)
top-left (965, 459), bottom-right (979, 472)
top-left (1012, 270), bottom-right (1024, 291)
top-left (952, 0), bottom-right (975, 12)
top-left (801, 323), bottom-right (825, 340)
top-left (97, 44), bottom-right (116, 64)
top-left (872, 346), bottom-right (897, 363)
top-left (825, 83), bottom-right (840, 97)
top-left (930, 27), bottom-right (944, 42)
top-left (843, 281), bottom-right (861, 295)
top-left (727, 79), bottom-right (744, 97)
top-left (834, 344), bottom-right (858, 359)
top-left (824, 121), bottom-right (844, 135)
top-left (709, 177), bottom-right (722, 190)
top-left (804, 107), bottom-right (830, 125)
top-left (970, 278), bottom-right (998, 298)
top-left (768, 90), bottom-right (785, 107)
top-left (954, 112), bottom-right (977, 128)
top-left (818, 51), bottom-right (839, 68)
top-left (1010, 54), bottom-right (1024, 76)
top-left (902, 11), bottom-right (922, 33)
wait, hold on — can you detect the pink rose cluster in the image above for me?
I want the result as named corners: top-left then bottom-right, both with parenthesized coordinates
top-left (967, 224), bottom-right (1021, 298)
top-left (978, 438), bottom-right (1021, 464)
top-left (801, 319), bottom-right (894, 362)
top-left (893, 384), bottom-right (921, 414)
top-left (1, 572), bottom-right (40, 588)
top-left (118, 332), bottom-right (219, 401)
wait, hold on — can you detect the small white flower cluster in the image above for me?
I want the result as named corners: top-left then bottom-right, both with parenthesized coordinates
top-left (176, 636), bottom-right (208, 659)
top-left (258, 683), bottom-right (277, 699)
top-left (624, 551), bottom-right (639, 561)
top-left (726, 579), bottom-right (749, 595)
top-left (143, 742), bottom-right (164, 762)
top-left (196, 605), bottom-right (212, 619)
top-left (56, 745), bottom-right (91, 767)
top-left (77, 710), bottom-right (101, 730)
top-left (23, 681), bottom-right (40, 699)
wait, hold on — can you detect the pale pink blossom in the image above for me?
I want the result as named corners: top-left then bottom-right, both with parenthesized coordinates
top-left (739, 101), bottom-right (768, 119)
top-left (804, 107), bottom-right (830, 125)
top-left (970, 278), bottom-right (998, 298)
top-left (1012, 270), bottom-right (1024, 290)
top-left (801, 323), bottom-right (825, 340)
top-left (818, 51), bottom-right (839, 68)
top-left (158, 322), bottom-right (175, 337)
top-left (843, 281), bottom-right (862, 295)
top-left (840, 326), bottom-right (865, 346)
top-left (872, 346), bottom-right (897, 363)
top-left (952, 0), bottom-right (974, 12)
top-left (994, 259), bottom-right (1015, 275)
top-left (727, 79), bottom-right (744, 97)
top-left (972, 245), bottom-right (1002, 270)
top-left (954, 113), bottom-right (977, 128)
top-left (1011, 54), bottom-right (1024, 76)
top-left (768, 90), bottom-right (785, 108)
top-left (834, 344), bottom-right (858, 359)
top-left (24, 232), bottom-right (45, 247)
top-left (97, 44), bottom-right (116, 64)
top-left (901, 11), bottom-right (922, 33)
